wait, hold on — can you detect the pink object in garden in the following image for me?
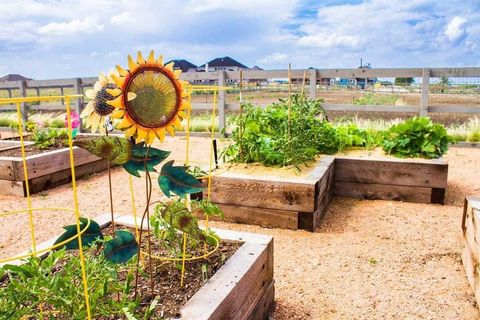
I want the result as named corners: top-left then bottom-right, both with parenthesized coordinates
top-left (65, 111), bottom-right (80, 129)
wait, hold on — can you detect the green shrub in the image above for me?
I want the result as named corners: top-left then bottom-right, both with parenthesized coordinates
top-left (467, 131), bottom-right (480, 142)
top-left (353, 92), bottom-right (397, 105)
top-left (223, 94), bottom-right (326, 167)
top-left (32, 128), bottom-right (69, 149)
top-left (382, 117), bottom-right (451, 158)
top-left (0, 118), bottom-right (15, 127)
top-left (50, 118), bottom-right (66, 128)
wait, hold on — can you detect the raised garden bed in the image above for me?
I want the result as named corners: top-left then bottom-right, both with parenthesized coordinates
top-left (204, 156), bottom-right (335, 231)
top-left (0, 143), bottom-right (107, 196)
top-left (461, 196), bottom-right (480, 309)
top-left (203, 151), bottom-right (448, 231)
top-left (2, 213), bottom-right (275, 320)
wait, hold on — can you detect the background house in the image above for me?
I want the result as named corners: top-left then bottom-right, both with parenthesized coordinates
top-left (0, 74), bottom-right (32, 82)
top-left (166, 59), bottom-right (197, 73)
top-left (197, 56), bottom-right (249, 72)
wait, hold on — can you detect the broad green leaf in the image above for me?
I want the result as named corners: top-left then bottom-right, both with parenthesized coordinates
top-left (158, 160), bottom-right (205, 198)
top-left (123, 143), bottom-right (170, 177)
top-left (74, 136), bottom-right (131, 164)
top-left (53, 218), bottom-right (103, 250)
top-left (103, 230), bottom-right (138, 264)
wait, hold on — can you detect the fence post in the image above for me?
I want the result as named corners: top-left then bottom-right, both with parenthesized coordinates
top-left (19, 80), bottom-right (28, 126)
top-left (73, 78), bottom-right (83, 131)
top-left (420, 68), bottom-right (430, 117)
top-left (218, 71), bottom-right (226, 135)
top-left (309, 69), bottom-right (317, 99)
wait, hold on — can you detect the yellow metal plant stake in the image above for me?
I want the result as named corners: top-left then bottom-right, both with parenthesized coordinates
top-left (65, 97), bottom-right (92, 320)
top-left (15, 102), bottom-right (37, 254)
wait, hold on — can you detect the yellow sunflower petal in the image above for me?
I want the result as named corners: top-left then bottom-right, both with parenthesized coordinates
top-left (128, 55), bottom-right (140, 72)
top-left (108, 95), bottom-right (125, 109)
top-left (111, 109), bottom-right (125, 119)
top-left (85, 89), bottom-right (96, 100)
top-left (166, 125), bottom-right (175, 136)
top-left (111, 73), bottom-right (126, 88)
top-left (80, 102), bottom-right (94, 118)
top-left (117, 115), bottom-right (135, 129)
top-left (98, 73), bottom-right (108, 85)
top-left (156, 54), bottom-right (164, 66)
top-left (106, 88), bottom-right (122, 97)
top-left (173, 69), bottom-right (182, 78)
top-left (154, 127), bottom-right (166, 142)
top-left (137, 51), bottom-right (146, 65)
top-left (171, 117), bottom-right (182, 130)
top-left (147, 50), bottom-right (155, 64)
top-left (125, 124), bottom-right (137, 137)
top-left (146, 130), bottom-right (156, 145)
top-left (90, 113), bottom-right (101, 133)
top-left (164, 62), bottom-right (174, 72)
top-left (136, 126), bottom-right (149, 141)
top-left (93, 81), bottom-right (103, 92)
top-left (116, 65), bottom-right (129, 77)
top-left (127, 92), bottom-right (137, 101)
top-left (177, 110), bottom-right (187, 119)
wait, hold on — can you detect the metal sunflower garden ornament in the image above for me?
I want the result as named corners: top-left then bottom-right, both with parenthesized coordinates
top-left (58, 51), bottom-right (207, 297)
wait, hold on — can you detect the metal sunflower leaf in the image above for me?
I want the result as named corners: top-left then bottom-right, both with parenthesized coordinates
top-left (158, 160), bottom-right (205, 198)
top-left (122, 143), bottom-right (171, 177)
top-left (74, 136), bottom-right (132, 165)
top-left (53, 217), bottom-right (103, 250)
top-left (103, 230), bottom-right (138, 264)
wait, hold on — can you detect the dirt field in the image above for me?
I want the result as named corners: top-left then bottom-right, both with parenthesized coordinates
top-left (0, 137), bottom-right (479, 319)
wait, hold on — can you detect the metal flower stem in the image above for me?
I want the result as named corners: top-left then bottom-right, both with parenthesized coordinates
top-left (105, 127), bottom-right (115, 235)
top-left (134, 147), bottom-right (155, 298)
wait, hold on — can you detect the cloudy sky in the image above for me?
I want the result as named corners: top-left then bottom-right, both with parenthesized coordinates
top-left (0, 0), bottom-right (478, 79)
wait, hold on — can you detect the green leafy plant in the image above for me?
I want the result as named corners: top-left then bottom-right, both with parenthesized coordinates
top-left (223, 94), bottom-right (326, 167)
top-left (0, 248), bottom-right (140, 319)
top-left (50, 118), bottom-right (66, 128)
top-left (382, 117), bottom-right (451, 158)
top-left (150, 199), bottom-right (222, 257)
top-left (32, 128), bottom-right (69, 149)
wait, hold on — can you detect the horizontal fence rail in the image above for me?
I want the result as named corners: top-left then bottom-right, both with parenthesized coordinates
top-left (0, 67), bottom-right (479, 133)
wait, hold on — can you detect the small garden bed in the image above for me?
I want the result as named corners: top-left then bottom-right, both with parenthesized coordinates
top-left (0, 213), bottom-right (274, 320)
top-left (0, 132), bottom-right (108, 196)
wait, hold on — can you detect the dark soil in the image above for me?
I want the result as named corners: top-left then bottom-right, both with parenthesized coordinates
top-left (128, 226), bottom-right (242, 318)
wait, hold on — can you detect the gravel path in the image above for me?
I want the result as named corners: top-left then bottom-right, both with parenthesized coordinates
top-left (1, 138), bottom-right (479, 319)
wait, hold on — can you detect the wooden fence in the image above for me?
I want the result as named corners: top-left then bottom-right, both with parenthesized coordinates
top-left (0, 67), bottom-right (479, 132)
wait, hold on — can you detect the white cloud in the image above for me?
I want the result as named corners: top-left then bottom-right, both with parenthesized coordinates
top-left (104, 51), bottom-right (120, 57)
top-left (297, 33), bottom-right (360, 48)
top-left (37, 16), bottom-right (103, 36)
top-left (110, 12), bottom-right (135, 25)
top-left (259, 52), bottom-right (288, 64)
top-left (445, 16), bottom-right (468, 44)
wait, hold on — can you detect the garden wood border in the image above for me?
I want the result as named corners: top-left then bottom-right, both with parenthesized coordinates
top-left (1, 213), bottom-right (275, 320)
top-left (0, 146), bottom-right (107, 196)
top-left (203, 155), bottom-right (448, 231)
top-left (461, 196), bottom-right (480, 309)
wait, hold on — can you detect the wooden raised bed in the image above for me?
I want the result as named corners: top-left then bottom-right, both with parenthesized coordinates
top-left (334, 156), bottom-right (449, 204)
top-left (115, 215), bottom-right (274, 320)
top-left (0, 147), bottom-right (107, 196)
top-left (2, 213), bottom-right (275, 319)
top-left (204, 156), bottom-right (335, 231)
top-left (203, 153), bottom-right (448, 231)
top-left (461, 196), bottom-right (480, 308)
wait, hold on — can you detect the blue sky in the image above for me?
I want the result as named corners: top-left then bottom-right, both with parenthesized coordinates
top-left (0, 0), bottom-right (478, 79)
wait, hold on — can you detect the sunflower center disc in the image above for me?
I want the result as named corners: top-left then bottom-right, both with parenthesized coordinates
top-left (125, 70), bottom-right (179, 128)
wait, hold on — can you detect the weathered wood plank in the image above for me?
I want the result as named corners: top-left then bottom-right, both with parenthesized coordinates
top-left (27, 159), bottom-right (108, 194)
top-left (201, 203), bottom-right (298, 230)
top-left (334, 181), bottom-right (432, 203)
top-left (247, 281), bottom-right (275, 320)
top-left (181, 241), bottom-right (273, 320)
top-left (334, 157), bottom-right (448, 188)
top-left (0, 158), bottom-right (15, 180)
top-left (0, 179), bottom-right (23, 196)
top-left (13, 147), bottom-right (102, 180)
top-left (208, 174), bottom-right (317, 212)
